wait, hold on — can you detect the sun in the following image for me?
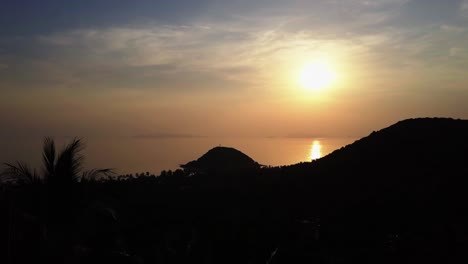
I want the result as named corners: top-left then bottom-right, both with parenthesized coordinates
top-left (299, 61), bottom-right (337, 90)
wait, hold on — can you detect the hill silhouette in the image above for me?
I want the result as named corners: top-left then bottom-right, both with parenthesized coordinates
top-left (181, 146), bottom-right (260, 173)
top-left (291, 117), bottom-right (468, 196)
top-left (283, 117), bottom-right (468, 210)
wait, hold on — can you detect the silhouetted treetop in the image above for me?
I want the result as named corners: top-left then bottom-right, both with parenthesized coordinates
top-left (1, 137), bottom-right (114, 185)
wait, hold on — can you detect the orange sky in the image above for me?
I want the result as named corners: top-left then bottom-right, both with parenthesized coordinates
top-left (1, 0), bottom-right (468, 172)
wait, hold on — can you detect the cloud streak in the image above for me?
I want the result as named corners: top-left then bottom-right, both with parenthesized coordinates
top-left (2, 2), bottom-right (467, 98)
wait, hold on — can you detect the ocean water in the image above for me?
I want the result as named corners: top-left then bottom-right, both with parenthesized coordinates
top-left (71, 136), bottom-right (358, 174)
top-left (1, 136), bottom-right (358, 175)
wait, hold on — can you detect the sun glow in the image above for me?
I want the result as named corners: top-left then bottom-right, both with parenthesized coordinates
top-left (299, 61), bottom-right (337, 90)
top-left (310, 140), bottom-right (322, 160)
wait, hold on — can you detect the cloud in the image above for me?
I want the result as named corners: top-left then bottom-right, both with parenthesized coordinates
top-left (2, 0), bottom-right (468, 97)
top-left (37, 23), bottom-right (282, 71)
top-left (462, 0), bottom-right (468, 16)
top-left (450, 47), bottom-right (464, 56)
top-left (440, 24), bottom-right (465, 32)
top-left (27, 0), bottom-right (411, 71)
top-left (3, 23), bottom-right (322, 93)
top-left (462, 0), bottom-right (468, 10)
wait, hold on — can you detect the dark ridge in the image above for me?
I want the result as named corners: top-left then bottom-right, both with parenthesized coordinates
top-left (287, 117), bottom-right (468, 208)
top-left (319, 117), bottom-right (468, 165)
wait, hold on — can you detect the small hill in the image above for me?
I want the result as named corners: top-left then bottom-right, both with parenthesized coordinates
top-left (181, 146), bottom-right (260, 173)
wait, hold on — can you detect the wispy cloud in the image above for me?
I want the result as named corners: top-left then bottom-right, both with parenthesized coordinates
top-left (462, 0), bottom-right (468, 14)
top-left (1, 0), bottom-right (467, 97)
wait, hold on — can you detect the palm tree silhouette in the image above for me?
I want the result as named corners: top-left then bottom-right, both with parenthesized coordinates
top-left (1, 137), bottom-right (113, 185)
top-left (1, 137), bottom-right (114, 261)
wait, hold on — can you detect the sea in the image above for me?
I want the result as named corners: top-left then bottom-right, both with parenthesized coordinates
top-left (1, 137), bottom-right (359, 175)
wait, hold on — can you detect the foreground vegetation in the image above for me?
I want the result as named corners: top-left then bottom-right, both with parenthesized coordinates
top-left (2, 118), bottom-right (468, 264)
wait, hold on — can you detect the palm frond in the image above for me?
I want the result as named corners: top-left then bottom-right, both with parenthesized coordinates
top-left (55, 138), bottom-right (85, 183)
top-left (42, 137), bottom-right (56, 180)
top-left (1, 161), bottom-right (41, 185)
top-left (81, 168), bottom-right (115, 182)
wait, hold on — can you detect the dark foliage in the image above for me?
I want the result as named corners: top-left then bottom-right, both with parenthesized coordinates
top-left (1, 118), bottom-right (468, 263)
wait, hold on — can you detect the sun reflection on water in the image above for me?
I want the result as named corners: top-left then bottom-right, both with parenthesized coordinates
top-left (310, 140), bottom-right (322, 160)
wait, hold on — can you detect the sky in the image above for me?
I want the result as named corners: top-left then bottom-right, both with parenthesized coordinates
top-left (1, 0), bottom-right (468, 171)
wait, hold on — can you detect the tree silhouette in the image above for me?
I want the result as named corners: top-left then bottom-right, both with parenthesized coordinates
top-left (1, 161), bottom-right (40, 185)
top-left (1, 137), bottom-right (113, 185)
top-left (0, 137), bottom-right (114, 263)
